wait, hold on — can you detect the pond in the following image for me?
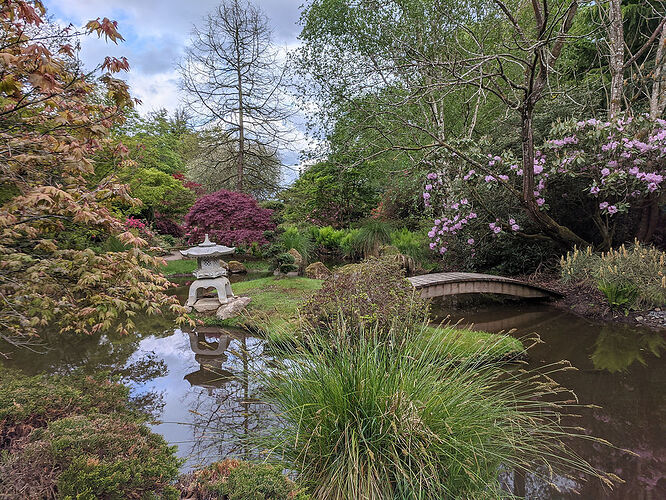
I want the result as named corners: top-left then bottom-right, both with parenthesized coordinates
top-left (431, 300), bottom-right (666, 500)
top-left (1, 299), bottom-right (664, 498)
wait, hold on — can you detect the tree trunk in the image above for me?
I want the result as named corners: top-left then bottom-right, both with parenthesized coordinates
top-left (636, 194), bottom-right (663, 242)
top-left (521, 103), bottom-right (589, 247)
top-left (236, 65), bottom-right (245, 192)
top-left (650, 23), bottom-right (666, 119)
top-left (608, 0), bottom-right (624, 117)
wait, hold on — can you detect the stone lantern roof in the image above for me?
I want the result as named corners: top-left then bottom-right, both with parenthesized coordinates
top-left (180, 234), bottom-right (235, 259)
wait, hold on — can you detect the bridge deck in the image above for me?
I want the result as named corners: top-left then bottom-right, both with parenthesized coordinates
top-left (407, 272), bottom-right (562, 299)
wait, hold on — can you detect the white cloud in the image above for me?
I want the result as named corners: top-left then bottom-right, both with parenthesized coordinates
top-left (43, 0), bottom-right (322, 179)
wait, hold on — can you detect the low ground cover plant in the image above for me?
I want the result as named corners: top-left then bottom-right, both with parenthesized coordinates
top-left (561, 241), bottom-right (666, 310)
top-left (177, 458), bottom-right (309, 500)
top-left (0, 369), bottom-right (181, 499)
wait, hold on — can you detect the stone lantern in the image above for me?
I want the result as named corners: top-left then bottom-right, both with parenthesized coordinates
top-left (180, 234), bottom-right (235, 307)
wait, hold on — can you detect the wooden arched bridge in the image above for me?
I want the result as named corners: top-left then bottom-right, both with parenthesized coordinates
top-left (407, 272), bottom-right (562, 300)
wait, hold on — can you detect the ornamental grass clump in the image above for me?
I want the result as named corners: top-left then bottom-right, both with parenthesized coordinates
top-left (561, 241), bottom-right (666, 309)
top-left (262, 324), bottom-right (619, 499)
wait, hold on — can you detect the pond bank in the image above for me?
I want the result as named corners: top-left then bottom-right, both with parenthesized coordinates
top-left (524, 273), bottom-right (666, 331)
top-left (193, 275), bottom-right (524, 361)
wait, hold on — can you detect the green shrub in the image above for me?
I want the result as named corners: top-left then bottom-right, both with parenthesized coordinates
top-left (279, 226), bottom-right (314, 262)
top-left (561, 241), bottom-right (666, 308)
top-left (0, 369), bottom-right (135, 428)
top-left (390, 228), bottom-right (426, 260)
top-left (353, 220), bottom-right (392, 258)
top-left (339, 228), bottom-right (360, 259)
top-left (314, 225), bottom-right (346, 253)
top-left (0, 370), bottom-right (181, 499)
top-left (262, 327), bottom-right (617, 499)
top-left (177, 459), bottom-right (309, 500)
top-left (271, 252), bottom-right (298, 274)
top-left (597, 281), bottom-right (639, 311)
top-left (301, 258), bottom-right (429, 341)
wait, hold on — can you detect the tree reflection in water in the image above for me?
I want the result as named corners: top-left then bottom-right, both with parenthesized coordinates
top-left (180, 327), bottom-right (278, 468)
top-left (591, 327), bottom-right (665, 373)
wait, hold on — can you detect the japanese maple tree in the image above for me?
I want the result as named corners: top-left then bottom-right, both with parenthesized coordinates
top-left (184, 189), bottom-right (275, 246)
top-left (0, 0), bottom-right (189, 347)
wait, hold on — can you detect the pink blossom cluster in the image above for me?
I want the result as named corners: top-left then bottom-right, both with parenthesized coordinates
top-left (549, 114), bottom-right (666, 216)
top-left (124, 216), bottom-right (154, 237)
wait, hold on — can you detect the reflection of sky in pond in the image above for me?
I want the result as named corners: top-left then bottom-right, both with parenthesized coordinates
top-left (126, 329), bottom-right (276, 471)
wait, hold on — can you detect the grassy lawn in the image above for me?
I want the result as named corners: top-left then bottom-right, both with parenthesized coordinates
top-left (201, 276), bottom-right (523, 360)
top-left (163, 259), bottom-right (270, 276)
top-left (203, 276), bottom-right (322, 331)
top-left (162, 259), bottom-right (197, 276)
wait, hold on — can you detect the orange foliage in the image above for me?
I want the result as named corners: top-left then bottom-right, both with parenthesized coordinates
top-left (0, 0), bottom-right (191, 345)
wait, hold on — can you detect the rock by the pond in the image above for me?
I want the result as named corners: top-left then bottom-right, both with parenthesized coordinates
top-left (227, 260), bottom-right (247, 273)
top-left (216, 296), bottom-right (252, 320)
top-left (305, 261), bottom-right (332, 280)
top-left (193, 298), bottom-right (224, 313)
top-left (287, 248), bottom-right (303, 270)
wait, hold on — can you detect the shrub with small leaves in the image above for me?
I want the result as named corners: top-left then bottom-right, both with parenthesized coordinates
top-left (0, 369), bottom-right (181, 499)
top-left (301, 258), bottom-right (429, 341)
top-left (271, 253), bottom-right (298, 274)
top-left (177, 459), bottom-right (310, 500)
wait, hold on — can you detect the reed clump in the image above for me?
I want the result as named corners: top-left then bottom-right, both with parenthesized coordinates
top-left (561, 240), bottom-right (666, 309)
top-left (261, 320), bottom-right (620, 499)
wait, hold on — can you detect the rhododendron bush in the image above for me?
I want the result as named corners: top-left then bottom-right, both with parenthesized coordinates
top-left (0, 1), bottom-right (189, 347)
top-left (184, 189), bottom-right (275, 246)
top-left (424, 116), bottom-right (666, 262)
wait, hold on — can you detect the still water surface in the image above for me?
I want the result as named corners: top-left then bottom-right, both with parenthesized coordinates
top-left (1, 299), bottom-right (663, 498)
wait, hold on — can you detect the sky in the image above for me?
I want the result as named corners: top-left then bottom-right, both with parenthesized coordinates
top-left (43, 0), bottom-right (312, 179)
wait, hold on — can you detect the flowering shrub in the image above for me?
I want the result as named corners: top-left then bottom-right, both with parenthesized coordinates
top-left (561, 241), bottom-right (666, 309)
top-left (546, 115), bottom-right (665, 217)
top-left (423, 115), bottom-right (666, 261)
top-left (184, 189), bottom-right (276, 246)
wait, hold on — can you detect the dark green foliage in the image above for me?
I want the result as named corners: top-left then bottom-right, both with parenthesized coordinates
top-left (0, 369), bottom-right (181, 499)
top-left (177, 459), bottom-right (309, 500)
top-left (301, 258), bottom-right (429, 339)
top-left (281, 161), bottom-right (379, 227)
top-left (271, 252), bottom-right (298, 274)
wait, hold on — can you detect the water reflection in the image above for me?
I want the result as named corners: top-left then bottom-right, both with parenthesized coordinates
top-left (2, 301), bottom-right (664, 496)
top-left (122, 326), bottom-right (277, 470)
top-left (432, 300), bottom-right (666, 499)
top-left (591, 327), bottom-right (665, 373)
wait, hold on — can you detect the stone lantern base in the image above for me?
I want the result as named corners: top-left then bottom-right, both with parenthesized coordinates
top-left (186, 277), bottom-right (234, 307)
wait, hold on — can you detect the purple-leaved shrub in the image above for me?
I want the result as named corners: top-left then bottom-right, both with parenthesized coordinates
top-left (184, 189), bottom-right (276, 246)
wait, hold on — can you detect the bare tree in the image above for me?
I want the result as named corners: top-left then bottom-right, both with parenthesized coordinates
top-left (179, 0), bottom-right (291, 193)
top-left (187, 127), bottom-right (282, 199)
